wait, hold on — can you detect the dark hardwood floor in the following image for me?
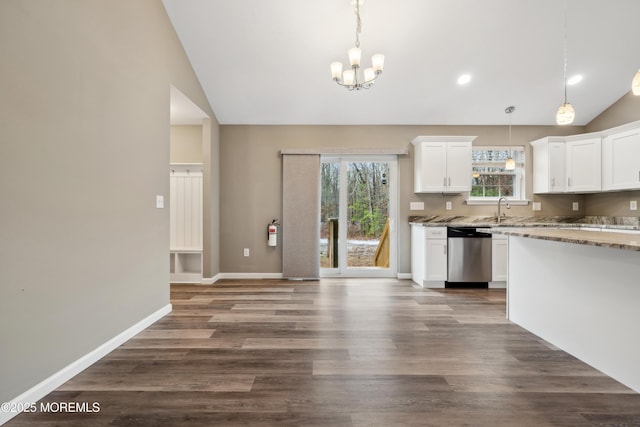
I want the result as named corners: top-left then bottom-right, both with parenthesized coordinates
top-left (7, 279), bottom-right (640, 426)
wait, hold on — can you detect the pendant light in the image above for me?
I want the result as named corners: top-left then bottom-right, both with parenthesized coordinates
top-left (505, 106), bottom-right (516, 171)
top-left (632, 69), bottom-right (640, 96)
top-left (556, 0), bottom-right (575, 125)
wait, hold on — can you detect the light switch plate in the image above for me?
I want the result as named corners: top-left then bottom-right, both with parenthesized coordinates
top-left (445, 201), bottom-right (452, 211)
top-left (156, 195), bottom-right (164, 209)
top-left (572, 202), bottom-right (579, 211)
top-left (631, 200), bottom-right (637, 211)
top-left (243, 248), bottom-right (250, 257)
top-left (532, 202), bottom-right (541, 211)
top-left (410, 202), bottom-right (424, 211)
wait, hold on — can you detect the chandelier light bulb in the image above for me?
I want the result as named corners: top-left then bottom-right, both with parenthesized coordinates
top-left (372, 54), bottom-right (385, 72)
top-left (364, 67), bottom-right (375, 83)
top-left (343, 69), bottom-right (355, 86)
top-left (348, 47), bottom-right (362, 67)
top-left (330, 62), bottom-right (343, 80)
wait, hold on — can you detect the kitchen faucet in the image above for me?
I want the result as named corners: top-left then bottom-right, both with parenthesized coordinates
top-left (497, 197), bottom-right (510, 223)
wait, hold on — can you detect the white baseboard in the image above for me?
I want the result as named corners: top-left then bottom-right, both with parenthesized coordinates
top-left (205, 273), bottom-right (412, 283)
top-left (0, 304), bottom-right (172, 426)
top-left (216, 272), bottom-right (284, 280)
top-left (489, 281), bottom-right (507, 289)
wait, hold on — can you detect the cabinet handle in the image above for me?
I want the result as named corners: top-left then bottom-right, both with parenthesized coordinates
top-left (568, 177), bottom-right (571, 187)
top-left (443, 177), bottom-right (447, 186)
top-left (448, 177), bottom-right (451, 186)
top-left (552, 177), bottom-right (555, 187)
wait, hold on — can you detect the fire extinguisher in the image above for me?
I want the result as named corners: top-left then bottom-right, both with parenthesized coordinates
top-left (267, 219), bottom-right (279, 247)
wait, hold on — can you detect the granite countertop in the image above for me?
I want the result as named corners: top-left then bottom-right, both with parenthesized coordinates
top-left (408, 215), bottom-right (640, 230)
top-left (490, 227), bottom-right (640, 252)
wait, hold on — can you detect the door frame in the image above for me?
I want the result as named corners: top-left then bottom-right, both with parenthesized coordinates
top-left (320, 155), bottom-right (398, 278)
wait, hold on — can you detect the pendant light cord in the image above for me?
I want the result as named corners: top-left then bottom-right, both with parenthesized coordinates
top-left (354, 0), bottom-right (361, 48)
top-left (563, 0), bottom-right (568, 104)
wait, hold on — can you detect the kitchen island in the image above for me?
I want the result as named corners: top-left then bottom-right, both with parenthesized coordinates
top-left (492, 227), bottom-right (640, 392)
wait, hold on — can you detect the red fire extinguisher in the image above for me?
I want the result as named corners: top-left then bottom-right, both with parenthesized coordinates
top-left (267, 219), bottom-right (279, 247)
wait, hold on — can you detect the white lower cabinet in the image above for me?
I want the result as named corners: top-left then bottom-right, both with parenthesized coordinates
top-left (411, 226), bottom-right (447, 288)
top-left (491, 234), bottom-right (508, 284)
top-left (425, 228), bottom-right (448, 284)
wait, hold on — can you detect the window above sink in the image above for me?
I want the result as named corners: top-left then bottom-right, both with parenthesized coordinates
top-left (468, 146), bottom-right (527, 204)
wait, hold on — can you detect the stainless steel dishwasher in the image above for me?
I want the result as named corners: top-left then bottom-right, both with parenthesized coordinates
top-left (446, 227), bottom-right (492, 286)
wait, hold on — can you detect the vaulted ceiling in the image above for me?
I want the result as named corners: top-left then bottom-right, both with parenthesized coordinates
top-left (163, 0), bottom-right (640, 126)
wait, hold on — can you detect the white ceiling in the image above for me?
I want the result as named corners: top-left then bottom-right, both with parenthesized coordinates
top-left (162, 0), bottom-right (640, 126)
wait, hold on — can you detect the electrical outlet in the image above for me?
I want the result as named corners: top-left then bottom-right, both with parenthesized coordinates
top-left (532, 202), bottom-right (541, 211)
top-left (445, 201), bottom-right (452, 211)
top-left (631, 200), bottom-right (638, 211)
top-left (243, 248), bottom-right (250, 257)
top-left (572, 202), bottom-right (579, 211)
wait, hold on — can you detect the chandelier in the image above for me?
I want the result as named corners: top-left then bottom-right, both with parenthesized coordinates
top-left (330, 0), bottom-right (384, 91)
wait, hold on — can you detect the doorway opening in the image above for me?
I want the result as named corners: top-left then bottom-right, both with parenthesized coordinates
top-left (320, 156), bottom-right (398, 277)
top-left (169, 85), bottom-right (209, 283)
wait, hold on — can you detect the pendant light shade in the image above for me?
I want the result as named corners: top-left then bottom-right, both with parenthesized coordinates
top-left (632, 69), bottom-right (640, 96)
top-left (556, 102), bottom-right (575, 125)
top-left (504, 157), bottom-right (516, 171)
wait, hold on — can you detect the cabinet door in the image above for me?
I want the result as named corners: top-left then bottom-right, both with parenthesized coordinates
top-left (410, 226), bottom-right (426, 286)
top-left (415, 142), bottom-right (447, 192)
top-left (531, 138), bottom-right (566, 194)
top-left (491, 237), bottom-right (508, 282)
top-left (566, 138), bottom-right (601, 192)
top-left (425, 239), bottom-right (448, 281)
top-left (602, 129), bottom-right (640, 191)
top-left (549, 142), bottom-right (567, 192)
top-left (446, 142), bottom-right (472, 192)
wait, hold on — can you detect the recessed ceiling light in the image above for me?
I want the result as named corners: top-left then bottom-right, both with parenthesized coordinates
top-left (457, 74), bottom-right (472, 85)
top-left (567, 74), bottom-right (583, 85)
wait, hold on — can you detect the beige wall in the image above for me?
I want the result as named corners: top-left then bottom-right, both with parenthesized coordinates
top-left (170, 125), bottom-right (204, 164)
top-left (219, 124), bottom-right (583, 275)
top-left (586, 91), bottom-right (640, 132)
top-left (220, 91), bottom-right (640, 276)
top-left (0, 0), bottom-right (219, 403)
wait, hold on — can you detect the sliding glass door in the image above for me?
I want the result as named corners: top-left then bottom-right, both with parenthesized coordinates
top-left (320, 156), bottom-right (397, 277)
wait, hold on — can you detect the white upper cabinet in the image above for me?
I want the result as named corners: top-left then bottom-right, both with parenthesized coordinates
top-left (566, 134), bottom-right (601, 193)
top-left (602, 124), bottom-right (640, 191)
top-left (531, 137), bottom-right (566, 194)
top-left (412, 136), bottom-right (476, 193)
